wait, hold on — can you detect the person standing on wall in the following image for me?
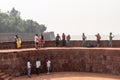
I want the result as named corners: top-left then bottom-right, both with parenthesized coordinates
top-left (109, 32), bottom-right (114, 47)
top-left (34, 34), bottom-right (39, 49)
top-left (82, 33), bottom-right (86, 47)
top-left (27, 60), bottom-right (31, 78)
top-left (36, 58), bottom-right (41, 75)
top-left (62, 33), bottom-right (66, 47)
top-left (66, 34), bottom-right (71, 47)
top-left (15, 35), bottom-right (22, 49)
top-left (40, 34), bottom-right (45, 48)
top-left (95, 33), bottom-right (101, 47)
top-left (55, 34), bottom-right (61, 47)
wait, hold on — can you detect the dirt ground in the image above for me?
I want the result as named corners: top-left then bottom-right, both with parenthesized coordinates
top-left (13, 72), bottom-right (120, 80)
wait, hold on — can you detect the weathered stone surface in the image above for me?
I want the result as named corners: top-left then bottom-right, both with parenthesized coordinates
top-left (0, 48), bottom-right (120, 76)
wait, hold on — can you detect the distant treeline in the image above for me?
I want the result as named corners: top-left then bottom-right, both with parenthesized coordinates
top-left (0, 8), bottom-right (46, 33)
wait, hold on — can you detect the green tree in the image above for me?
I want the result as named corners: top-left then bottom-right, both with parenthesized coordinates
top-left (9, 7), bottom-right (20, 17)
top-left (0, 8), bottom-right (47, 33)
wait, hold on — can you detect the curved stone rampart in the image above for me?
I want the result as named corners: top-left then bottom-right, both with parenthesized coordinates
top-left (0, 47), bottom-right (120, 76)
top-left (0, 40), bottom-right (120, 49)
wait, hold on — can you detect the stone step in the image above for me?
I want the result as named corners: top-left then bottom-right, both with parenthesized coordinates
top-left (4, 76), bottom-right (14, 80)
top-left (0, 72), bottom-right (6, 77)
top-left (0, 70), bottom-right (14, 80)
top-left (1, 74), bottom-right (10, 79)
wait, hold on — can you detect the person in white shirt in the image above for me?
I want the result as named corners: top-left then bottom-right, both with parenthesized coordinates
top-left (82, 33), bottom-right (86, 47)
top-left (36, 58), bottom-right (41, 75)
top-left (34, 34), bottom-right (39, 49)
top-left (46, 60), bottom-right (51, 74)
top-left (27, 60), bottom-right (31, 78)
top-left (109, 32), bottom-right (114, 47)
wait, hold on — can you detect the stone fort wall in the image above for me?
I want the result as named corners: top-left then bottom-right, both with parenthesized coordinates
top-left (0, 48), bottom-right (120, 76)
top-left (0, 41), bottom-right (120, 77)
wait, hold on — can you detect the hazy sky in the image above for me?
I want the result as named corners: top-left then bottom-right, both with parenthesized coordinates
top-left (0, 0), bottom-right (120, 35)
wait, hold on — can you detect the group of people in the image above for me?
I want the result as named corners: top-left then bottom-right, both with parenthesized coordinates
top-left (55, 33), bottom-right (71, 47)
top-left (27, 59), bottom-right (51, 78)
top-left (34, 34), bottom-right (45, 49)
top-left (15, 34), bottom-right (45, 49)
top-left (82, 32), bottom-right (114, 47)
top-left (15, 32), bottom-right (115, 49)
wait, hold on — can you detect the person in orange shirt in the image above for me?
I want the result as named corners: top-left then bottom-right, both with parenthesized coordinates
top-left (95, 33), bottom-right (101, 47)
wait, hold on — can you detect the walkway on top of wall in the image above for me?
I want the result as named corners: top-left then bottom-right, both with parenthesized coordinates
top-left (0, 47), bottom-right (120, 53)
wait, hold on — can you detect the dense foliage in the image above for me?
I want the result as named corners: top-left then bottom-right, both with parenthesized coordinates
top-left (0, 8), bottom-right (46, 33)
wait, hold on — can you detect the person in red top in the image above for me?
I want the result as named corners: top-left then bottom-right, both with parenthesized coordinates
top-left (62, 33), bottom-right (66, 46)
top-left (39, 34), bottom-right (45, 48)
top-left (95, 33), bottom-right (101, 47)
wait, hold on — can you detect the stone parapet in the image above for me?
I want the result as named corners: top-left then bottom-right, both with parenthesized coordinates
top-left (0, 40), bottom-right (120, 49)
